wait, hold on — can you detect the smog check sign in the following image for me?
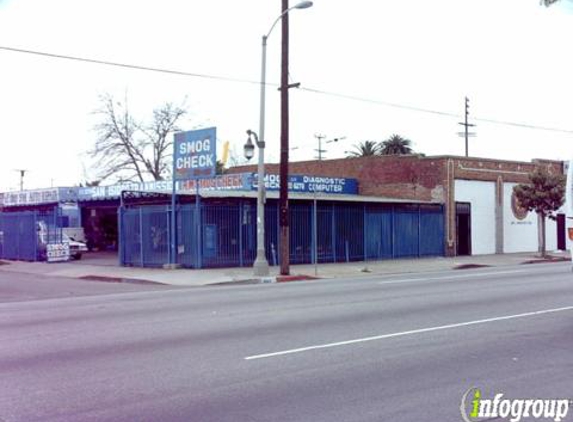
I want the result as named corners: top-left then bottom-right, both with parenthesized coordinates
top-left (173, 127), bottom-right (217, 180)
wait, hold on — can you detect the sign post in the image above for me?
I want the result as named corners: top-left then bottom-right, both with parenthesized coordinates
top-left (169, 128), bottom-right (216, 268)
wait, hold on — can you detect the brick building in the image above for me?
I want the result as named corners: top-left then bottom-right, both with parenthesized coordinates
top-left (231, 155), bottom-right (566, 257)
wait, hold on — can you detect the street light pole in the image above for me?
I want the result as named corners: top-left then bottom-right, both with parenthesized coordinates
top-left (252, 30), bottom-right (270, 277)
top-left (248, 1), bottom-right (312, 277)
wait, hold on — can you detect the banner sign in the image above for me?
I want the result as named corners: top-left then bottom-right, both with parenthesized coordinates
top-left (1, 188), bottom-right (77, 207)
top-left (173, 127), bottom-right (217, 180)
top-left (75, 174), bottom-right (358, 201)
top-left (78, 181), bottom-right (173, 201)
top-left (179, 174), bottom-right (250, 192)
top-left (251, 174), bottom-right (358, 194)
top-left (78, 175), bottom-right (248, 201)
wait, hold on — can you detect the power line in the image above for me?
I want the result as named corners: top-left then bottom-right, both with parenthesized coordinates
top-left (301, 86), bottom-right (573, 135)
top-left (2, 45), bottom-right (573, 135)
top-left (0, 45), bottom-right (260, 86)
top-left (300, 86), bottom-right (460, 119)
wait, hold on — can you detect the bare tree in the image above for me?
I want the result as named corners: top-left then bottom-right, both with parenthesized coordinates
top-left (137, 102), bottom-right (186, 180)
top-left (91, 93), bottom-right (187, 182)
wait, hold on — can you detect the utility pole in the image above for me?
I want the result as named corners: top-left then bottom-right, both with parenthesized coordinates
top-left (278, 0), bottom-right (312, 275)
top-left (14, 169), bottom-right (27, 191)
top-left (457, 96), bottom-right (476, 157)
top-left (314, 134), bottom-right (346, 160)
top-left (314, 134), bottom-right (326, 160)
top-left (279, 0), bottom-right (291, 275)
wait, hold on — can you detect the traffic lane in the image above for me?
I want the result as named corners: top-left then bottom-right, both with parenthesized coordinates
top-left (155, 312), bottom-right (572, 422)
top-left (1, 264), bottom-right (572, 380)
top-left (0, 270), bottom-right (175, 303)
top-left (1, 267), bottom-right (572, 422)
top-left (3, 264), bottom-right (571, 362)
top-left (2, 298), bottom-right (570, 422)
top-left (0, 263), bottom-right (567, 333)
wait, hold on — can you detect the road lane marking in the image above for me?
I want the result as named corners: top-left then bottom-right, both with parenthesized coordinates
top-left (377, 269), bottom-right (526, 285)
top-left (244, 305), bottom-right (573, 360)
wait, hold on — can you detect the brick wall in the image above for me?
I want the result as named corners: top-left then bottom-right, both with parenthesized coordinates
top-left (449, 157), bottom-right (563, 184)
top-left (230, 155), bottom-right (449, 202)
top-left (230, 155), bottom-right (563, 202)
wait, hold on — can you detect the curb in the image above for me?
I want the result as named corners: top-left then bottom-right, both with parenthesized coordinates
top-left (521, 257), bottom-right (570, 265)
top-left (208, 275), bottom-right (322, 286)
top-left (77, 275), bottom-right (167, 286)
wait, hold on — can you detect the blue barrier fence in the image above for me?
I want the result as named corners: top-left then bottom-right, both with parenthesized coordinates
top-left (0, 208), bottom-right (62, 261)
top-left (119, 201), bottom-right (445, 269)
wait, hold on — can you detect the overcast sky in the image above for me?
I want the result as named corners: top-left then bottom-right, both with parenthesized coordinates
top-left (1, 0), bottom-right (572, 191)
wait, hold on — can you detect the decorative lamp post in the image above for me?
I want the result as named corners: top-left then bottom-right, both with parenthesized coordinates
top-left (243, 129), bottom-right (269, 276)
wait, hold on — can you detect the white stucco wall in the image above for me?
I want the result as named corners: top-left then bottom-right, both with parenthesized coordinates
top-left (504, 183), bottom-right (560, 253)
top-left (503, 183), bottom-right (538, 253)
top-left (455, 180), bottom-right (496, 255)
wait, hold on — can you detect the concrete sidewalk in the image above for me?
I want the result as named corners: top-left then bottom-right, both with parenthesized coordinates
top-left (0, 251), bottom-right (570, 287)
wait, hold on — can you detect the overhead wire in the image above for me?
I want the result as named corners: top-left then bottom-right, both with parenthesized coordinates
top-left (0, 45), bottom-right (261, 85)
top-left (1, 45), bottom-right (572, 134)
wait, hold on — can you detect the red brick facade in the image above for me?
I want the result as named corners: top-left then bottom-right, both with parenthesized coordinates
top-left (229, 155), bottom-right (564, 256)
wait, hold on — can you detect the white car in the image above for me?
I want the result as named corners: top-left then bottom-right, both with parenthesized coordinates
top-left (66, 234), bottom-right (89, 260)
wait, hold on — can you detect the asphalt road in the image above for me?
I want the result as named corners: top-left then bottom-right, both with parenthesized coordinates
top-left (0, 269), bottom-right (175, 303)
top-left (1, 263), bottom-right (572, 422)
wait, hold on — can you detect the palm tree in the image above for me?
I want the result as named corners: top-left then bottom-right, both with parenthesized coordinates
top-left (378, 134), bottom-right (413, 155)
top-left (346, 141), bottom-right (379, 158)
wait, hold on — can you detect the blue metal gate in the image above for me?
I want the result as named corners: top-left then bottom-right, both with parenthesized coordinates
top-left (0, 208), bottom-right (62, 261)
top-left (119, 201), bottom-right (445, 269)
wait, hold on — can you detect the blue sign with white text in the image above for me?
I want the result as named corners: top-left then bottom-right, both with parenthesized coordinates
top-left (251, 174), bottom-right (358, 194)
top-left (173, 127), bottom-right (217, 180)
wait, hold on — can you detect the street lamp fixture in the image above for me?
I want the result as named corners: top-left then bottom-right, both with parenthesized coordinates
top-left (295, 1), bottom-right (313, 9)
top-left (243, 131), bottom-right (256, 161)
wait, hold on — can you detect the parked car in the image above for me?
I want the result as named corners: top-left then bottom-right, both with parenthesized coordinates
top-left (66, 234), bottom-right (89, 260)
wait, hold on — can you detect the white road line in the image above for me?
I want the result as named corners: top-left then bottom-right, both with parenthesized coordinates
top-left (377, 269), bottom-right (526, 285)
top-left (244, 305), bottom-right (573, 360)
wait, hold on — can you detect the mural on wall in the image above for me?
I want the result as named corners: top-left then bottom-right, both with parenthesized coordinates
top-left (510, 191), bottom-right (529, 222)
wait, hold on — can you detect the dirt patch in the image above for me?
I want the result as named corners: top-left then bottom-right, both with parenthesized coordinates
top-left (0, 260), bottom-right (9, 266)
top-left (521, 256), bottom-right (569, 265)
top-left (453, 264), bottom-right (492, 270)
top-left (277, 275), bottom-right (321, 283)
